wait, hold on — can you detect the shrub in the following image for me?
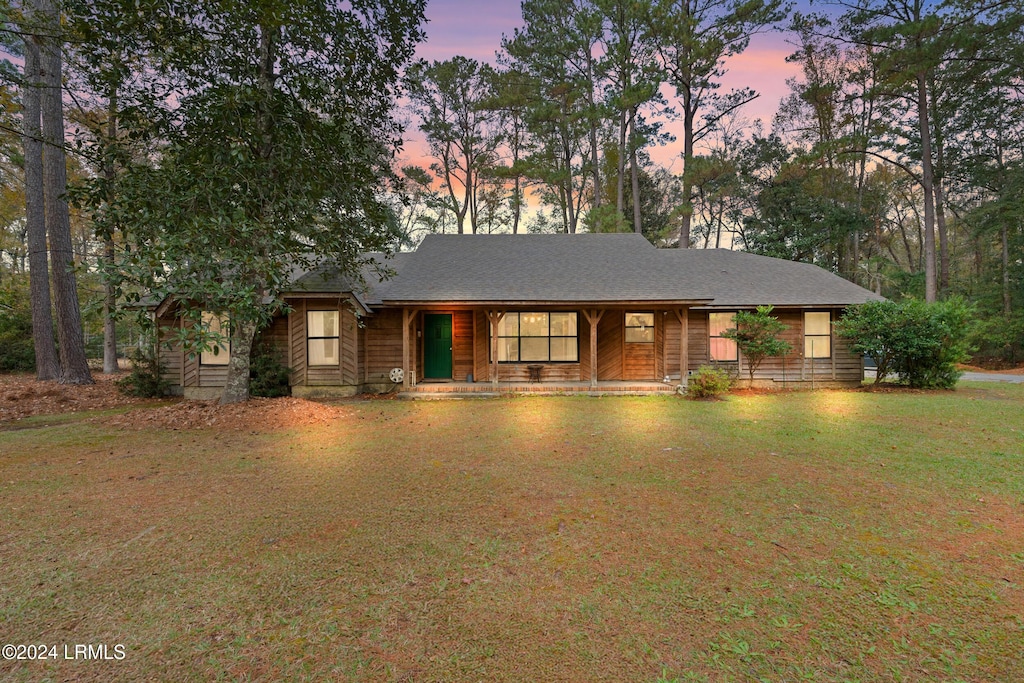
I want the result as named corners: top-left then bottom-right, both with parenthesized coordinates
top-left (721, 305), bottom-right (792, 383)
top-left (0, 282), bottom-right (37, 373)
top-left (835, 298), bottom-right (972, 389)
top-left (249, 344), bottom-right (292, 398)
top-left (116, 345), bottom-right (170, 397)
top-left (686, 365), bottom-right (733, 399)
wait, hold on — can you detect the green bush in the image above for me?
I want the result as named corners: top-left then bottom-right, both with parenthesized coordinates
top-left (835, 298), bottom-right (972, 389)
top-left (686, 365), bottom-right (733, 399)
top-left (249, 344), bottom-right (292, 398)
top-left (116, 345), bottom-right (170, 397)
top-left (0, 282), bottom-right (37, 373)
top-left (967, 314), bottom-right (1024, 367)
top-left (721, 305), bottom-right (792, 383)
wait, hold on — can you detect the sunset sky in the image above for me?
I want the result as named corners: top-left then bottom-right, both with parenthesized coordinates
top-left (403, 0), bottom-right (803, 169)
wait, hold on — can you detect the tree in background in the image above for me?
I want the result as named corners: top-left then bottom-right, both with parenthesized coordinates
top-left (650, 0), bottom-right (789, 247)
top-left (407, 57), bottom-right (498, 234)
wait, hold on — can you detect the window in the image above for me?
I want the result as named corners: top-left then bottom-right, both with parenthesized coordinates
top-left (625, 312), bottom-right (655, 343)
top-left (307, 310), bottom-right (340, 366)
top-left (804, 311), bottom-right (831, 358)
top-left (200, 312), bottom-right (230, 365)
top-left (496, 312), bottom-right (578, 363)
top-left (708, 312), bottom-right (738, 362)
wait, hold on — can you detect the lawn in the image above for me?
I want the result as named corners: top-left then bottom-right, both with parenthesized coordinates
top-left (2, 385), bottom-right (1023, 682)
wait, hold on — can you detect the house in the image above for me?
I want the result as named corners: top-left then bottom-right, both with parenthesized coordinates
top-left (155, 233), bottom-right (884, 398)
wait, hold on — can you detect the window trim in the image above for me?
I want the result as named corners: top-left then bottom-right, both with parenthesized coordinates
top-left (804, 311), bottom-right (832, 359)
top-left (495, 311), bottom-right (579, 363)
top-left (708, 311), bottom-right (738, 363)
top-left (307, 309), bottom-right (341, 367)
top-left (625, 312), bottom-right (655, 344)
top-left (199, 311), bottom-right (230, 366)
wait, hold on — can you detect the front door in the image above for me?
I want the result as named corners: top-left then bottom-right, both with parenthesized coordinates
top-left (423, 314), bottom-right (453, 379)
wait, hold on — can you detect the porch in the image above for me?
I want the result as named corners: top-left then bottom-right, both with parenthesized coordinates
top-left (402, 379), bottom-right (679, 397)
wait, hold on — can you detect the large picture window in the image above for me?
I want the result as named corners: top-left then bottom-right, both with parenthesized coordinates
top-left (200, 312), bottom-right (230, 365)
top-left (497, 312), bottom-right (578, 362)
top-left (307, 310), bottom-right (340, 366)
top-left (708, 312), bottom-right (738, 362)
top-left (625, 312), bottom-right (655, 343)
top-left (804, 311), bottom-right (831, 358)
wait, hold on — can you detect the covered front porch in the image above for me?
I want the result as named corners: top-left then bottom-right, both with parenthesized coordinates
top-left (402, 379), bottom-right (678, 397)
top-left (396, 304), bottom-right (704, 391)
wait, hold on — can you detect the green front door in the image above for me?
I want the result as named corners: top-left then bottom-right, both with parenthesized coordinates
top-left (423, 314), bottom-right (453, 379)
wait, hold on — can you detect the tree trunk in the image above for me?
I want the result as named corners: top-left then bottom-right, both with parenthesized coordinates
top-left (629, 107), bottom-right (642, 236)
top-left (38, 0), bottom-right (92, 384)
top-left (220, 319), bottom-right (257, 405)
top-left (616, 109), bottom-right (626, 219)
top-left (102, 88), bottom-right (119, 374)
top-left (915, 71), bottom-right (937, 303)
top-left (585, 48), bottom-right (601, 211)
top-left (22, 30), bottom-right (60, 381)
top-left (679, 94), bottom-right (695, 248)
top-left (1002, 223), bottom-right (1011, 316)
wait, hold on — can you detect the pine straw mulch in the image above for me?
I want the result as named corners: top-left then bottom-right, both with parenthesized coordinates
top-left (0, 372), bottom-right (157, 423)
top-left (0, 372), bottom-right (357, 432)
top-left (100, 395), bottom-right (354, 431)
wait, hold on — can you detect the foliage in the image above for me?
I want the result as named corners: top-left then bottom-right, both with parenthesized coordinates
top-left (686, 365), bottom-right (733, 399)
top-left (721, 305), bottom-right (793, 382)
top-left (77, 0), bottom-right (425, 403)
top-left (967, 314), bottom-right (1024, 368)
top-left (115, 345), bottom-right (169, 398)
top-left (0, 280), bottom-right (35, 372)
top-left (248, 344), bottom-right (292, 398)
top-left (835, 299), bottom-right (973, 389)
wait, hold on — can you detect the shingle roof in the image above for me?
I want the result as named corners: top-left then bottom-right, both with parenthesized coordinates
top-left (375, 234), bottom-right (883, 307)
top-left (282, 234), bottom-right (884, 308)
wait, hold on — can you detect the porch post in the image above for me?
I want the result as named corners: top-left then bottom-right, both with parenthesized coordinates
top-left (675, 307), bottom-right (689, 387)
top-left (582, 308), bottom-right (604, 390)
top-left (486, 310), bottom-right (505, 388)
top-left (402, 308), bottom-right (415, 389)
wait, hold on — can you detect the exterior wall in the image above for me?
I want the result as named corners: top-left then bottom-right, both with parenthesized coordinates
top-left (363, 308), bottom-right (404, 385)
top-left (676, 308), bottom-right (862, 387)
top-left (156, 312), bottom-right (184, 395)
top-left (596, 311), bottom-right (623, 380)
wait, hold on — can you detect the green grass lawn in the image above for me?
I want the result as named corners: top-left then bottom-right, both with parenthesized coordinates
top-left (2, 385), bottom-right (1023, 682)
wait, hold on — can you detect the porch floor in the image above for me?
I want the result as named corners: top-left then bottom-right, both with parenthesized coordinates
top-left (402, 380), bottom-right (679, 397)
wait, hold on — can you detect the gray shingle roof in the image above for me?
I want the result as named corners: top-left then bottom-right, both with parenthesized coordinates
top-left (283, 234), bottom-right (884, 308)
top-left (376, 234), bottom-right (883, 307)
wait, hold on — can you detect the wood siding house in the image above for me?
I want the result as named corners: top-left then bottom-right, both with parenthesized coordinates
top-left (157, 234), bottom-right (883, 398)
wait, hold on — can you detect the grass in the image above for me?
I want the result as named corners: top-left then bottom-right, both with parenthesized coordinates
top-left (1, 384), bottom-right (1023, 681)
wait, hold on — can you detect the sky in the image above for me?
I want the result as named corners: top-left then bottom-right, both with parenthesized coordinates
top-left (403, 0), bottom-right (804, 169)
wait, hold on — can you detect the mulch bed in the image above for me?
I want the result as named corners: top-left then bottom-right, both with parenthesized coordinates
top-left (0, 372), bottom-right (156, 423)
top-left (100, 396), bottom-right (353, 431)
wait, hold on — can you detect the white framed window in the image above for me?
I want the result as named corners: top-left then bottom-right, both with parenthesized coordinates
top-left (307, 310), bottom-right (340, 366)
top-left (804, 311), bottom-right (832, 358)
top-left (200, 312), bottom-right (230, 365)
top-left (708, 312), bottom-right (737, 362)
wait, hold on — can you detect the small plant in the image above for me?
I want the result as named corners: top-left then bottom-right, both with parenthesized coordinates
top-left (686, 365), bottom-right (733, 399)
top-left (249, 344), bottom-right (292, 398)
top-left (116, 345), bottom-right (170, 397)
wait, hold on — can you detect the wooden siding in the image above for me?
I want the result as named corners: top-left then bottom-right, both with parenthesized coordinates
top-left (498, 363), bottom-right (581, 382)
top-left (579, 315), bottom-right (593, 381)
top-left (156, 313), bottom-right (184, 387)
top-left (452, 311), bottom-right (474, 382)
top-left (596, 312), bottom-right (624, 380)
top-left (288, 299), bottom-right (308, 386)
top-left (473, 310), bottom-right (490, 382)
top-left (364, 308), bottom-right (404, 383)
top-left (678, 308), bottom-right (861, 385)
